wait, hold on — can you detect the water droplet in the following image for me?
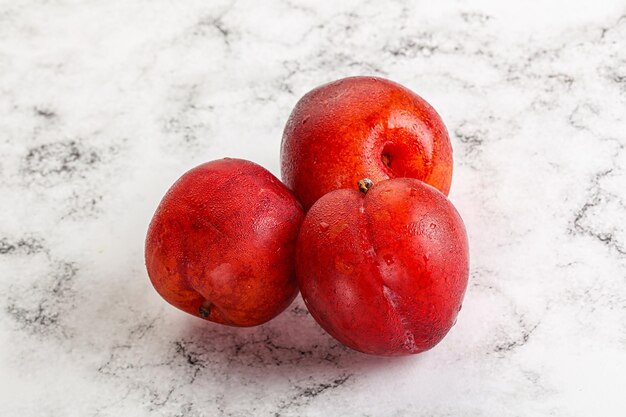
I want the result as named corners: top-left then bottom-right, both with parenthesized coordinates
top-left (410, 188), bottom-right (418, 197)
top-left (429, 223), bottom-right (437, 229)
top-left (319, 222), bottom-right (329, 231)
top-left (383, 254), bottom-right (394, 265)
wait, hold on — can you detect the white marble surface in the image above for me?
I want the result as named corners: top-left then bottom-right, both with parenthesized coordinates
top-left (1, 0), bottom-right (625, 415)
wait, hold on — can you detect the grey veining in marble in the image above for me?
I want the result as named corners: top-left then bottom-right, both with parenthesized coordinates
top-left (1, 0), bottom-right (625, 416)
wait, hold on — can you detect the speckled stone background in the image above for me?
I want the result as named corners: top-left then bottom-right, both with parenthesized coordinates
top-left (1, 0), bottom-right (625, 416)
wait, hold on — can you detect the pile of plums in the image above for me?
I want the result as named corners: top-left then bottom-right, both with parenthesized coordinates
top-left (145, 76), bottom-right (469, 356)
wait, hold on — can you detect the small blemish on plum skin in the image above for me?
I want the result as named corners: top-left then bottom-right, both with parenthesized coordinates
top-left (381, 153), bottom-right (391, 168)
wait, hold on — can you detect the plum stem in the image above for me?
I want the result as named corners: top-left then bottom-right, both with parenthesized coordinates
top-left (358, 178), bottom-right (374, 194)
top-left (199, 300), bottom-right (212, 318)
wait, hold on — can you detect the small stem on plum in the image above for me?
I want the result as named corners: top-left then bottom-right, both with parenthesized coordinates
top-left (199, 300), bottom-right (212, 318)
top-left (358, 178), bottom-right (374, 194)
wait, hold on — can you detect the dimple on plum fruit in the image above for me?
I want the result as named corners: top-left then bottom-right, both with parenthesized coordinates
top-left (281, 76), bottom-right (453, 210)
top-left (296, 178), bottom-right (469, 355)
top-left (145, 158), bottom-right (304, 327)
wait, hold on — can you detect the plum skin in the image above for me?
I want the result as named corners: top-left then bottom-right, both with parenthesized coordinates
top-left (281, 76), bottom-right (453, 210)
top-left (145, 158), bottom-right (304, 327)
top-left (296, 178), bottom-right (469, 355)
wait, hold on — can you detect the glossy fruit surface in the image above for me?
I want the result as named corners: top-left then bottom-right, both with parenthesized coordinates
top-left (296, 178), bottom-right (468, 355)
top-left (145, 158), bottom-right (304, 327)
top-left (281, 76), bottom-right (452, 210)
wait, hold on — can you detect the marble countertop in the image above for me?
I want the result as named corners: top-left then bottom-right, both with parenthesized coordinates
top-left (1, 0), bottom-right (625, 415)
